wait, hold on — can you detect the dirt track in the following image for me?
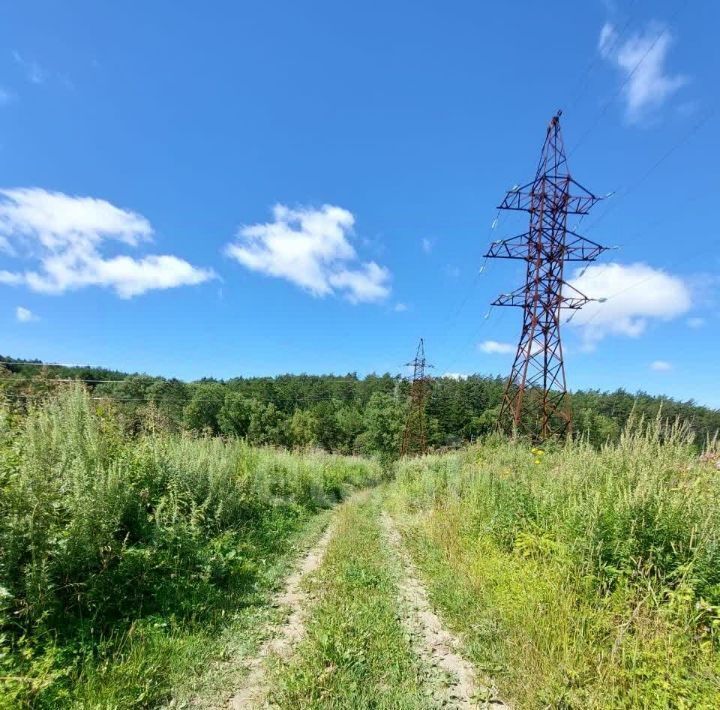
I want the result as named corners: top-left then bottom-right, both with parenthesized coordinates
top-left (382, 511), bottom-right (507, 709)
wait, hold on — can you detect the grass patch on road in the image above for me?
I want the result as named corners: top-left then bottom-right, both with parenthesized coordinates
top-left (268, 493), bottom-right (431, 709)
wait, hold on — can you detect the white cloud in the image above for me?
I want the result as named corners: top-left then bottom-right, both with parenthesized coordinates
top-left (650, 360), bottom-right (672, 372)
top-left (479, 340), bottom-right (514, 355)
top-left (15, 306), bottom-right (38, 322)
top-left (598, 21), bottom-right (687, 123)
top-left (567, 262), bottom-right (691, 349)
top-left (443, 372), bottom-right (468, 380)
top-left (394, 302), bottom-right (408, 312)
top-left (686, 316), bottom-right (705, 328)
top-left (0, 188), bottom-right (214, 298)
top-left (12, 50), bottom-right (45, 84)
top-left (421, 238), bottom-right (433, 254)
top-left (225, 204), bottom-right (391, 304)
top-left (328, 262), bottom-right (390, 304)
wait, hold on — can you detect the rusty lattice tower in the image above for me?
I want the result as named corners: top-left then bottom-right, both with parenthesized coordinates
top-left (400, 338), bottom-right (433, 457)
top-left (485, 112), bottom-right (607, 440)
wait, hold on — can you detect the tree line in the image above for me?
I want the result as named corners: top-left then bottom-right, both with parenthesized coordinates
top-left (1, 356), bottom-right (719, 457)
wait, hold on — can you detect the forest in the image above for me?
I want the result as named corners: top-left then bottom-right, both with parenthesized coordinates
top-left (1, 355), bottom-right (719, 455)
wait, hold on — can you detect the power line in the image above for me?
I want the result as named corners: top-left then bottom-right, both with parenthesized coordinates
top-left (0, 386), bottom-right (405, 406)
top-left (440, 299), bottom-right (510, 378)
top-left (0, 377), bottom-right (130, 384)
top-left (565, 1), bottom-right (639, 114)
top-left (0, 360), bottom-right (89, 368)
top-left (568, 2), bottom-right (688, 159)
top-left (580, 107), bottom-right (716, 236)
top-left (428, 210), bottom-right (504, 360)
top-left (565, 239), bottom-right (715, 330)
top-left (560, 106), bottom-right (717, 329)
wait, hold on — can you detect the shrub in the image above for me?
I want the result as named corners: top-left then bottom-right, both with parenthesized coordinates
top-left (0, 387), bottom-right (380, 704)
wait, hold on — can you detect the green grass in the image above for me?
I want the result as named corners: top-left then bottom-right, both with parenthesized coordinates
top-left (268, 493), bottom-right (431, 709)
top-left (6, 388), bottom-right (718, 708)
top-left (0, 388), bottom-right (380, 708)
top-left (70, 510), bottom-right (333, 709)
top-left (386, 422), bottom-right (720, 708)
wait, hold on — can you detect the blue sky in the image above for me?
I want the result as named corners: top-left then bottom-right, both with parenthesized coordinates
top-left (1, 1), bottom-right (718, 407)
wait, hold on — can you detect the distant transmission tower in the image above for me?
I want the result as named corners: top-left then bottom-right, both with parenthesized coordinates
top-left (400, 338), bottom-right (433, 457)
top-left (485, 111), bottom-right (608, 440)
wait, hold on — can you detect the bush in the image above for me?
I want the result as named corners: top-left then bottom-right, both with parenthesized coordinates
top-left (0, 387), bottom-right (380, 705)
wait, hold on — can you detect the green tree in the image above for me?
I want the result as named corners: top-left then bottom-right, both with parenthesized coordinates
top-left (218, 393), bottom-right (254, 438)
top-left (335, 405), bottom-right (364, 454)
top-left (312, 401), bottom-right (342, 452)
top-left (146, 378), bottom-right (188, 429)
top-left (183, 383), bottom-right (225, 434)
top-left (361, 392), bottom-right (405, 464)
top-left (247, 400), bottom-right (286, 446)
top-left (289, 409), bottom-right (320, 448)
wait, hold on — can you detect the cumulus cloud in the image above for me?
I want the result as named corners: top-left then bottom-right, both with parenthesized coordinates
top-left (686, 316), bottom-right (705, 328)
top-left (394, 302), bottom-right (408, 312)
top-left (0, 188), bottom-right (214, 298)
top-left (650, 360), bottom-right (672, 372)
top-left (443, 372), bottom-right (468, 380)
top-left (598, 21), bottom-right (687, 123)
top-left (479, 340), bottom-right (514, 355)
top-left (225, 204), bottom-right (391, 304)
top-left (567, 262), bottom-right (691, 349)
top-left (15, 306), bottom-right (38, 322)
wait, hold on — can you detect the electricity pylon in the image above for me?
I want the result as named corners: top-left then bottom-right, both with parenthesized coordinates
top-left (400, 338), bottom-right (433, 456)
top-left (485, 111), bottom-right (608, 440)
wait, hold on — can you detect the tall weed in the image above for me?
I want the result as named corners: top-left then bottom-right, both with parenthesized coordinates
top-left (0, 387), bottom-right (379, 705)
top-left (389, 419), bottom-right (720, 706)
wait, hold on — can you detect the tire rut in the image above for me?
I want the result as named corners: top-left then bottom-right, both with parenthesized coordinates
top-left (225, 514), bottom-right (338, 708)
top-left (381, 510), bottom-right (508, 709)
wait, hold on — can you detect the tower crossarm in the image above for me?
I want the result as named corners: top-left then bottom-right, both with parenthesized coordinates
top-left (491, 281), bottom-right (597, 310)
top-left (498, 178), bottom-right (602, 215)
top-left (485, 230), bottom-right (607, 261)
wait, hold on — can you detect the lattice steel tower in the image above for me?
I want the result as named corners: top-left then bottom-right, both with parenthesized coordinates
top-left (400, 338), bottom-right (433, 456)
top-left (485, 111), bottom-right (607, 440)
